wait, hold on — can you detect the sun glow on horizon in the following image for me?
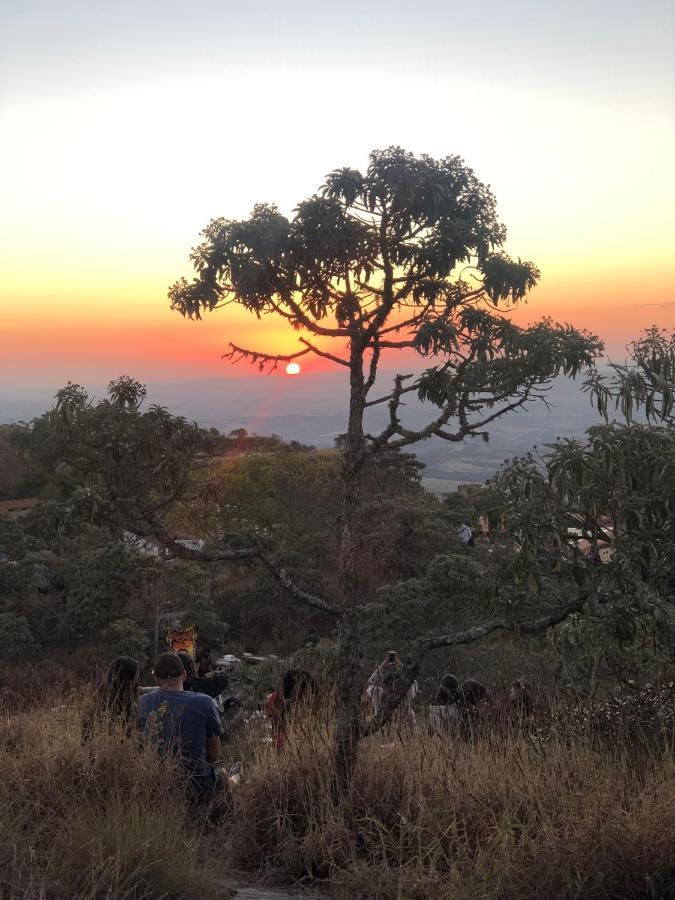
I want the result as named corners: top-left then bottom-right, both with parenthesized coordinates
top-left (0, 1), bottom-right (673, 388)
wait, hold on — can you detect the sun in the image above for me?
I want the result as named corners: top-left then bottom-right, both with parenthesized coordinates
top-left (285, 362), bottom-right (301, 376)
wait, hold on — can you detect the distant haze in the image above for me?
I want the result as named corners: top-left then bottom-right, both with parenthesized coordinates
top-left (0, 370), bottom-right (604, 494)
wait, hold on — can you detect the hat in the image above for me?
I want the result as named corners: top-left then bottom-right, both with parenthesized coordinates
top-left (153, 652), bottom-right (184, 679)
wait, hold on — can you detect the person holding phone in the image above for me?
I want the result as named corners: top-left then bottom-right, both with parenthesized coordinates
top-left (366, 651), bottom-right (418, 727)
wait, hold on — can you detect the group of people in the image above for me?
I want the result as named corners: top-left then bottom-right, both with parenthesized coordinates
top-left (366, 651), bottom-right (533, 737)
top-left (84, 649), bottom-right (533, 813)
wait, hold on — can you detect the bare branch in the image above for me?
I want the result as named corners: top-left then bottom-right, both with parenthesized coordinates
top-left (147, 526), bottom-right (341, 616)
top-left (223, 341), bottom-right (310, 370)
top-left (364, 340), bottom-right (381, 392)
top-left (256, 553), bottom-right (341, 615)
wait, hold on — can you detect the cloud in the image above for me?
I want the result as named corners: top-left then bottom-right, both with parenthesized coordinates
top-left (626, 301), bottom-right (675, 308)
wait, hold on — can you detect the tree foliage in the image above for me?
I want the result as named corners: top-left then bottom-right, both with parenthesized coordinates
top-left (9, 377), bottom-right (221, 536)
top-left (170, 147), bottom-right (601, 456)
top-left (482, 330), bottom-right (675, 682)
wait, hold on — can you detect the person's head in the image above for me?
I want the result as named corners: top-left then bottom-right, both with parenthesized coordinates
top-left (152, 652), bottom-right (185, 690)
top-left (460, 679), bottom-right (488, 707)
top-left (385, 650), bottom-right (401, 668)
top-left (177, 651), bottom-right (197, 680)
top-left (104, 656), bottom-right (139, 709)
top-left (282, 669), bottom-right (317, 705)
top-left (436, 673), bottom-right (459, 705)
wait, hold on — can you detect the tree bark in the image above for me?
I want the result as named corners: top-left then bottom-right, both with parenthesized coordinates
top-left (333, 340), bottom-right (367, 782)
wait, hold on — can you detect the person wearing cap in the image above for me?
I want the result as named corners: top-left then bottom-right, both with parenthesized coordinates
top-left (138, 652), bottom-right (240, 803)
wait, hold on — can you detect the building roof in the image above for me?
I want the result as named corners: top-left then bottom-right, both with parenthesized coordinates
top-left (0, 497), bottom-right (40, 514)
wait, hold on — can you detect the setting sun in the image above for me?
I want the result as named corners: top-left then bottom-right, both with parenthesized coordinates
top-left (285, 362), bottom-right (301, 376)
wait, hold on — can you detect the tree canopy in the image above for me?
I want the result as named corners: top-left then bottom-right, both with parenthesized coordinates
top-left (170, 147), bottom-right (601, 458)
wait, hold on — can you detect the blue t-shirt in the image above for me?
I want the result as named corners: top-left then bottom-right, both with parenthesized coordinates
top-left (138, 689), bottom-right (223, 794)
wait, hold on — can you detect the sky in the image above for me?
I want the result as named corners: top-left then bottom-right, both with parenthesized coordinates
top-left (1, 0), bottom-right (674, 391)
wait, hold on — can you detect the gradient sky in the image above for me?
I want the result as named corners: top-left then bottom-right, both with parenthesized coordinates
top-left (1, 0), bottom-right (674, 388)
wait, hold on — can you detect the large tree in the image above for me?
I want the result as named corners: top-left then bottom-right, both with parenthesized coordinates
top-left (169, 147), bottom-right (601, 774)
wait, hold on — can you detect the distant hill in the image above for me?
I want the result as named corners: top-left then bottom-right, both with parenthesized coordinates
top-left (0, 371), bottom-right (604, 494)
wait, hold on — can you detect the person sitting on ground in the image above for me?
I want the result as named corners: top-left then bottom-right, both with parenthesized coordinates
top-left (177, 651), bottom-right (229, 699)
top-left (509, 678), bottom-right (535, 721)
top-left (366, 651), bottom-right (418, 728)
top-left (428, 673), bottom-right (461, 737)
top-left (138, 652), bottom-right (240, 806)
top-left (458, 678), bottom-right (489, 739)
top-left (265, 668), bottom-right (317, 753)
top-left (82, 655), bottom-right (139, 743)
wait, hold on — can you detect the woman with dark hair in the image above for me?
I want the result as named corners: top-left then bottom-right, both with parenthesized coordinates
top-left (266, 669), bottom-right (317, 752)
top-left (428, 673), bottom-right (461, 736)
top-left (458, 678), bottom-right (489, 740)
top-left (82, 655), bottom-right (140, 742)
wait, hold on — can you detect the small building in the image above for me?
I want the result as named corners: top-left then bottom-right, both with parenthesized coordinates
top-left (0, 498), bottom-right (39, 521)
top-left (457, 483), bottom-right (482, 499)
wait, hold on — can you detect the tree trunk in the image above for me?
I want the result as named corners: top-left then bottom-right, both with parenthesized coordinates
top-left (333, 342), bottom-right (367, 782)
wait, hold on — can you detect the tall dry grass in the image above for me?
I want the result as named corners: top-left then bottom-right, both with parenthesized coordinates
top-left (0, 686), bottom-right (672, 899)
top-left (226, 711), bottom-right (675, 899)
top-left (0, 691), bottom-right (225, 900)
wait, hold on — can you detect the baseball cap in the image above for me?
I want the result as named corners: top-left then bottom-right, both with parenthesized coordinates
top-left (153, 652), bottom-right (185, 679)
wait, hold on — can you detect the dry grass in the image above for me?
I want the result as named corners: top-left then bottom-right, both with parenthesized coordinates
top-left (226, 713), bottom-right (675, 899)
top-left (0, 692), bottom-right (224, 900)
top-left (0, 688), bottom-right (672, 899)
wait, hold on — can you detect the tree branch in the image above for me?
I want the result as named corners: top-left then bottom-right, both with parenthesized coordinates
top-left (148, 527), bottom-right (341, 616)
top-left (298, 337), bottom-right (350, 368)
top-left (361, 597), bottom-right (585, 737)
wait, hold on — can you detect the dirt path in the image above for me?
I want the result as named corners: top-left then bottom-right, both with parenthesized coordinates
top-left (230, 884), bottom-right (320, 899)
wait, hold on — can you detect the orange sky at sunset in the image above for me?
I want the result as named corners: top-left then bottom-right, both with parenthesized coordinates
top-left (1, 1), bottom-right (673, 389)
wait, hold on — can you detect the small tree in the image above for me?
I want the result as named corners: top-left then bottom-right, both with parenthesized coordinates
top-left (170, 147), bottom-right (601, 775)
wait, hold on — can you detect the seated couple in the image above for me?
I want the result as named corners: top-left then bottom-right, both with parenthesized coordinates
top-left (138, 652), bottom-right (240, 807)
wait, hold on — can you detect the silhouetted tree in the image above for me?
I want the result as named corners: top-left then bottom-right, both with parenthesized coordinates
top-left (170, 147), bottom-right (601, 776)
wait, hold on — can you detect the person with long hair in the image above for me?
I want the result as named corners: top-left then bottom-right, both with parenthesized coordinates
top-left (82, 655), bottom-right (140, 742)
top-left (428, 673), bottom-right (461, 736)
top-left (265, 668), bottom-right (317, 752)
top-left (366, 651), bottom-right (418, 727)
